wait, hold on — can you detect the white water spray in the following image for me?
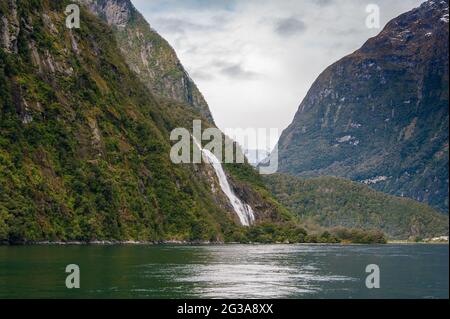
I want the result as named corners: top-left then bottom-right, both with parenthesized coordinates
top-left (193, 138), bottom-right (255, 226)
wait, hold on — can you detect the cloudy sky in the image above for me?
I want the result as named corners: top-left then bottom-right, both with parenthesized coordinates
top-left (131, 0), bottom-right (425, 150)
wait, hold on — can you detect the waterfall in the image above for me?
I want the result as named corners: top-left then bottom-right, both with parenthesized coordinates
top-left (193, 138), bottom-right (255, 226)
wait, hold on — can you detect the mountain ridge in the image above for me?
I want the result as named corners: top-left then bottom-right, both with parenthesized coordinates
top-left (77, 0), bottom-right (214, 123)
top-left (274, 0), bottom-right (449, 212)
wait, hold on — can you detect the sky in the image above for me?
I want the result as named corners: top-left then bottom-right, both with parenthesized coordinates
top-left (131, 0), bottom-right (425, 150)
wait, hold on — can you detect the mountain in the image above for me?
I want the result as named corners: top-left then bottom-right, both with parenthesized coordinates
top-left (244, 149), bottom-right (270, 167)
top-left (274, 0), bottom-right (449, 213)
top-left (77, 0), bottom-right (214, 123)
top-left (265, 174), bottom-right (449, 240)
top-left (0, 0), bottom-right (293, 243)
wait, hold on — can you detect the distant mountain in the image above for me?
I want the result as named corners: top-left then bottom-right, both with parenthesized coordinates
top-left (274, 0), bottom-right (449, 213)
top-left (265, 174), bottom-right (449, 240)
top-left (78, 0), bottom-right (214, 123)
top-left (245, 149), bottom-right (270, 167)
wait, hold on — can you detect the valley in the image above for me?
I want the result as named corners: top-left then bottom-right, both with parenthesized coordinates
top-left (0, 0), bottom-right (448, 245)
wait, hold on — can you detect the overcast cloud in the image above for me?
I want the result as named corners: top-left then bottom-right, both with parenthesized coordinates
top-left (131, 0), bottom-right (425, 150)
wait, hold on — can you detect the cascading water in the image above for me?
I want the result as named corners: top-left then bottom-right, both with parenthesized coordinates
top-left (193, 138), bottom-right (255, 226)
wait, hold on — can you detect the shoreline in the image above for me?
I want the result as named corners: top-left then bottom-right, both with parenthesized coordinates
top-left (0, 240), bottom-right (223, 246)
top-left (388, 240), bottom-right (449, 245)
top-left (1, 240), bottom-right (448, 246)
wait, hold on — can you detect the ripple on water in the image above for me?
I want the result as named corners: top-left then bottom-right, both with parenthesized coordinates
top-left (138, 245), bottom-right (357, 298)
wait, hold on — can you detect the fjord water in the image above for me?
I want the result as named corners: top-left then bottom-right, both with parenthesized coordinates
top-left (0, 244), bottom-right (448, 299)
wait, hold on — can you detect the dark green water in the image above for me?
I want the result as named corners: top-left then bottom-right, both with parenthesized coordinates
top-left (0, 244), bottom-right (448, 299)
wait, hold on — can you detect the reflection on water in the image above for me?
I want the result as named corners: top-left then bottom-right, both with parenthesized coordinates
top-left (141, 245), bottom-right (355, 299)
top-left (0, 244), bottom-right (448, 299)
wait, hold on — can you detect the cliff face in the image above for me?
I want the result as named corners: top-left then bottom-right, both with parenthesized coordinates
top-left (77, 0), bottom-right (214, 123)
top-left (0, 0), bottom-right (19, 54)
top-left (276, 0), bottom-right (449, 212)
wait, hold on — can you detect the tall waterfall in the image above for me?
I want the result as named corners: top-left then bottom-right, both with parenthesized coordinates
top-left (193, 139), bottom-right (255, 226)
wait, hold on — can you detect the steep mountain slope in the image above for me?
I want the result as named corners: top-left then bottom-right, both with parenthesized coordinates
top-left (265, 174), bottom-right (449, 240)
top-left (0, 0), bottom-right (291, 242)
top-left (275, 0), bottom-right (449, 213)
top-left (77, 0), bottom-right (214, 123)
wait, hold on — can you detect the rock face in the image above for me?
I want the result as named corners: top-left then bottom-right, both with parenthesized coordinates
top-left (276, 0), bottom-right (449, 212)
top-left (0, 0), bottom-right (19, 53)
top-left (78, 0), bottom-right (214, 123)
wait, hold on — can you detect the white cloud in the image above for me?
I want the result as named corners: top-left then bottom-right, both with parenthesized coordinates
top-left (131, 0), bottom-right (425, 150)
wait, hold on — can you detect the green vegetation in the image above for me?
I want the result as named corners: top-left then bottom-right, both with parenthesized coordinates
top-left (0, 0), bottom-right (245, 243)
top-left (236, 224), bottom-right (386, 244)
top-left (265, 174), bottom-right (449, 240)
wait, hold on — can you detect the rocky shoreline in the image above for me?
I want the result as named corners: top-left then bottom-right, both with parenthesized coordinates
top-left (1, 240), bottom-right (447, 246)
top-left (0, 240), bottom-right (227, 246)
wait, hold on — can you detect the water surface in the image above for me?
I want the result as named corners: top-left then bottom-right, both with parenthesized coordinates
top-left (0, 244), bottom-right (448, 299)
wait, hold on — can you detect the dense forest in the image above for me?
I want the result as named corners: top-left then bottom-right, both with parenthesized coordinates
top-left (265, 174), bottom-right (448, 240)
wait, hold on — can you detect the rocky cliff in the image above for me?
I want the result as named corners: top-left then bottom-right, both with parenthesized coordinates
top-left (77, 0), bottom-right (214, 123)
top-left (275, 0), bottom-right (449, 212)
